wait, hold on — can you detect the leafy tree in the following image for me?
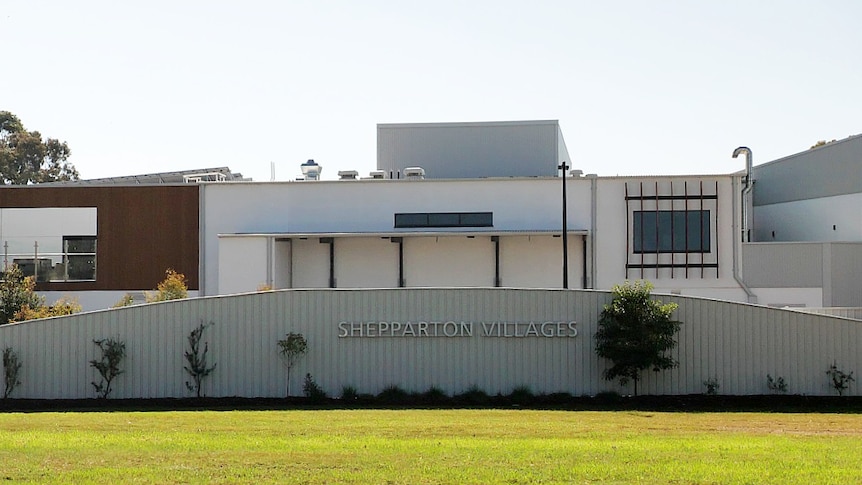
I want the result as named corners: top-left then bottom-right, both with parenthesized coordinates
top-left (0, 111), bottom-right (79, 184)
top-left (277, 332), bottom-right (307, 397)
top-left (594, 281), bottom-right (682, 396)
top-left (145, 269), bottom-right (189, 303)
top-left (0, 265), bottom-right (42, 325)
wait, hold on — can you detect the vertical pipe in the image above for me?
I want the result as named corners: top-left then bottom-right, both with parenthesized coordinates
top-left (714, 180), bottom-right (720, 279)
top-left (558, 161), bottom-right (569, 289)
top-left (492, 236), bottom-right (501, 287)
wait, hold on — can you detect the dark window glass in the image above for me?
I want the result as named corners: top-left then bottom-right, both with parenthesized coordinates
top-left (428, 213), bottom-right (460, 227)
top-left (394, 213), bottom-right (429, 228)
top-left (633, 210), bottom-right (710, 253)
top-left (395, 212), bottom-right (493, 228)
top-left (459, 212), bottom-right (493, 227)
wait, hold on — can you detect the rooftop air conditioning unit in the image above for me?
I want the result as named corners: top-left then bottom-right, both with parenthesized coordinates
top-left (300, 159), bottom-right (322, 181)
top-left (368, 170), bottom-right (386, 179)
top-left (403, 167), bottom-right (425, 180)
top-left (338, 170), bottom-right (359, 180)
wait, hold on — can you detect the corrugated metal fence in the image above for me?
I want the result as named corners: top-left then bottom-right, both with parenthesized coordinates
top-left (0, 288), bottom-right (859, 399)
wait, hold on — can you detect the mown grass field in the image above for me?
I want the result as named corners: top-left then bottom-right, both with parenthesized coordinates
top-left (1, 409), bottom-right (861, 483)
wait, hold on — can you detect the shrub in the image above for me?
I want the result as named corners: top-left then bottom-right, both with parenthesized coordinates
top-left (377, 385), bottom-right (410, 404)
top-left (2, 347), bottom-right (22, 399)
top-left (146, 269), bottom-right (188, 303)
top-left (112, 293), bottom-right (134, 308)
top-left (341, 385), bottom-right (358, 401)
top-left (0, 265), bottom-right (41, 325)
top-left (509, 385), bottom-right (534, 405)
top-left (421, 386), bottom-right (448, 404)
top-left (703, 377), bottom-right (720, 395)
top-left (826, 362), bottom-right (855, 396)
top-left (184, 322), bottom-right (217, 398)
top-left (13, 296), bottom-right (81, 322)
top-left (766, 374), bottom-right (788, 394)
top-left (90, 338), bottom-right (126, 399)
top-left (454, 385), bottom-right (490, 405)
top-left (302, 373), bottom-right (327, 402)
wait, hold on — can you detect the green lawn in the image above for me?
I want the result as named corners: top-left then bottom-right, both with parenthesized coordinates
top-left (1, 409), bottom-right (861, 483)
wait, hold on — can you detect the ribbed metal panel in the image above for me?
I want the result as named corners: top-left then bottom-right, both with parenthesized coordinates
top-left (1, 289), bottom-right (860, 399)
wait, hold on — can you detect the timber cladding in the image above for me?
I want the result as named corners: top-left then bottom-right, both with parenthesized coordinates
top-left (0, 185), bottom-right (199, 291)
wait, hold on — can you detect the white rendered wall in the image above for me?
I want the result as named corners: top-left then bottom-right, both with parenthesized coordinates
top-left (218, 236), bottom-right (268, 294)
top-left (334, 237), bottom-right (399, 288)
top-left (404, 236), bottom-right (495, 287)
top-left (500, 235), bottom-right (583, 288)
top-left (200, 178), bottom-right (592, 295)
top-left (291, 238), bottom-right (330, 288)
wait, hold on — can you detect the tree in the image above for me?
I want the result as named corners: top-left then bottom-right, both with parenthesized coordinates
top-left (184, 322), bottom-right (217, 398)
top-left (90, 338), bottom-right (126, 399)
top-left (145, 269), bottom-right (189, 303)
top-left (594, 281), bottom-right (682, 396)
top-left (277, 332), bottom-right (308, 397)
top-left (0, 265), bottom-right (42, 325)
top-left (0, 111), bottom-right (79, 184)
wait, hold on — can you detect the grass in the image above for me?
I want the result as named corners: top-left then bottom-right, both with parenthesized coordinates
top-left (1, 409), bottom-right (862, 483)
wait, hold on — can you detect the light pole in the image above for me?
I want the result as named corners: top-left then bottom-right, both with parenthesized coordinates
top-left (558, 160), bottom-right (569, 289)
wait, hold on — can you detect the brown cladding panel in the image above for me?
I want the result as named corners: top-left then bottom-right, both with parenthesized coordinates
top-left (0, 185), bottom-right (199, 291)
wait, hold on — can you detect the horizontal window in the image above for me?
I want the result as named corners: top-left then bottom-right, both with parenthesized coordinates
top-left (6, 235), bottom-right (97, 282)
top-left (395, 212), bottom-right (493, 228)
top-left (633, 210), bottom-right (710, 253)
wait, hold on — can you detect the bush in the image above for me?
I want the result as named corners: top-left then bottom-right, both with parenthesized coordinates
top-left (112, 294), bottom-right (135, 308)
top-left (454, 385), bottom-right (490, 405)
top-left (377, 385), bottom-right (410, 404)
top-left (509, 385), bottom-right (534, 405)
top-left (767, 374), bottom-right (788, 394)
top-left (302, 373), bottom-right (327, 402)
top-left (14, 296), bottom-right (81, 322)
top-left (0, 265), bottom-right (41, 325)
top-left (420, 386), bottom-right (448, 404)
top-left (340, 385), bottom-right (358, 401)
top-left (703, 377), bottom-right (720, 395)
top-left (146, 269), bottom-right (188, 303)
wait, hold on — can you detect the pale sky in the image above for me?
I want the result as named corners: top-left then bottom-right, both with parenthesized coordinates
top-left (2, 1), bottom-right (860, 181)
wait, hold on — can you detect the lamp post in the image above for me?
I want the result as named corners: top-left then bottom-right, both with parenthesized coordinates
top-left (558, 160), bottom-right (569, 289)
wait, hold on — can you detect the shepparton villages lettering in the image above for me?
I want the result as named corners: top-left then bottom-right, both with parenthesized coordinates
top-left (337, 321), bottom-right (578, 338)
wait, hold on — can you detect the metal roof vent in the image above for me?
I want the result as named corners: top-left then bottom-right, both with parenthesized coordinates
top-left (403, 167), bottom-right (425, 180)
top-left (368, 170), bottom-right (386, 179)
top-left (300, 159), bottom-right (322, 181)
top-left (338, 170), bottom-right (359, 180)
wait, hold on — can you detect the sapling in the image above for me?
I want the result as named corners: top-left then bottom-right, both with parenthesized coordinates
top-left (3, 347), bottom-right (22, 399)
top-left (184, 322), bottom-right (217, 398)
top-left (277, 332), bottom-right (307, 397)
top-left (90, 338), bottom-right (126, 398)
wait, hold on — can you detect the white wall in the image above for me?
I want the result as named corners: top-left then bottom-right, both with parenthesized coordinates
top-left (335, 237), bottom-right (399, 288)
top-left (291, 238), bottom-right (330, 288)
top-left (404, 236), bottom-right (495, 287)
top-left (201, 178), bottom-right (593, 295)
top-left (500, 235), bottom-right (583, 288)
top-left (2, 288), bottom-right (861, 399)
top-left (218, 236), bottom-right (268, 294)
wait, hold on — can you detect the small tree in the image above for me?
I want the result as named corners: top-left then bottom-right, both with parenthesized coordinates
top-left (184, 322), bottom-right (217, 397)
top-left (2, 347), bottom-right (22, 399)
top-left (146, 269), bottom-right (188, 303)
top-left (594, 281), bottom-right (682, 396)
top-left (89, 338), bottom-right (126, 399)
top-left (277, 332), bottom-right (307, 397)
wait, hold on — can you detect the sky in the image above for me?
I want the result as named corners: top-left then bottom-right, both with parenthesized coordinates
top-left (1, 1), bottom-right (860, 181)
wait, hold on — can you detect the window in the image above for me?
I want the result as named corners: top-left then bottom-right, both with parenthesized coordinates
top-left (633, 210), bottom-right (710, 253)
top-left (63, 236), bottom-right (97, 281)
top-left (395, 212), bottom-right (493, 228)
